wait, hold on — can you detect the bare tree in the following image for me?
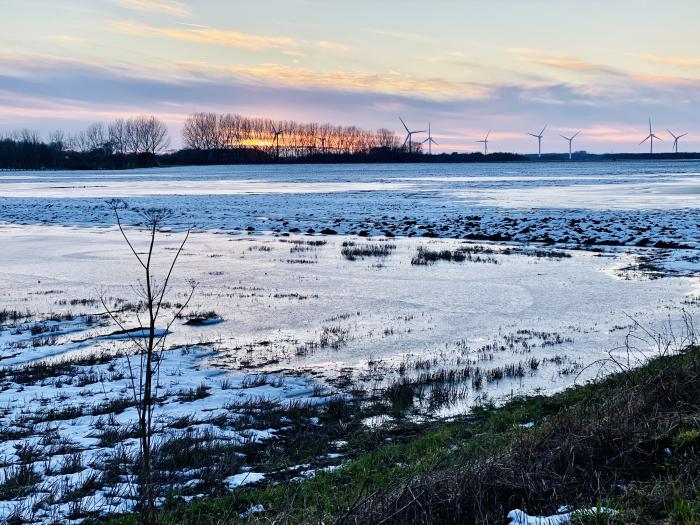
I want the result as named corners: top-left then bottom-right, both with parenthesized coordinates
top-left (67, 130), bottom-right (88, 152)
top-left (48, 130), bottom-right (67, 151)
top-left (182, 112), bottom-right (220, 150)
top-left (137, 115), bottom-right (170, 155)
top-left (13, 129), bottom-right (42, 144)
top-left (376, 128), bottom-right (400, 150)
top-left (101, 201), bottom-right (195, 525)
top-left (125, 118), bottom-right (144, 154)
top-left (68, 123), bottom-right (106, 153)
top-left (108, 119), bottom-right (128, 155)
top-left (218, 113), bottom-right (240, 149)
top-left (84, 122), bottom-right (108, 152)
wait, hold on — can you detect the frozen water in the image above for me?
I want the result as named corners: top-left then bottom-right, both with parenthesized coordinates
top-left (1, 224), bottom-right (697, 423)
top-left (0, 160), bottom-right (698, 522)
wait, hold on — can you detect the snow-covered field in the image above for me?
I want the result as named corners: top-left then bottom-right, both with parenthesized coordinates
top-left (2, 162), bottom-right (700, 251)
top-left (0, 161), bottom-right (698, 522)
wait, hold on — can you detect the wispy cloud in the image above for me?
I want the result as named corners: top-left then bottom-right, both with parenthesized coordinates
top-left (535, 58), bottom-right (602, 71)
top-left (0, 90), bottom-right (185, 123)
top-left (419, 52), bottom-right (484, 70)
top-left (317, 41), bottom-right (349, 51)
top-left (506, 47), bottom-right (539, 56)
top-left (640, 54), bottom-right (700, 68)
top-left (631, 73), bottom-right (698, 87)
top-left (113, 0), bottom-right (191, 18)
top-left (509, 48), bottom-right (617, 77)
top-left (109, 20), bottom-right (348, 54)
top-left (209, 63), bottom-right (486, 99)
top-left (0, 51), bottom-right (482, 100)
top-left (365, 28), bottom-right (433, 43)
top-left (111, 20), bottom-right (297, 51)
top-left (0, 52), bottom-right (114, 78)
top-left (107, 20), bottom-right (348, 56)
top-left (48, 35), bottom-right (85, 45)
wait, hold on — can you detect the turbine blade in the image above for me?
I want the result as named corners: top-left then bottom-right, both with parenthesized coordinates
top-left (540, 124), bottom-right (547, 135)
top-left (528, 133), bottom-right (538, 138)
top-left (399, 117), bottom-right (409, 133)
top-left (679, 133), bottom-right (688, 138)
top-left (572, 131), bottom-right (580, 139)
top-left (639, 135), bottom-right (651, 145)
top-left (485, 131), bottom-right (490, 140)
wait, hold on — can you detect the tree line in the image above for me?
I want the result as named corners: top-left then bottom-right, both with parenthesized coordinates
top-left (0, 115), bottom-right (169, 170)
top-left (181, 112), bottom-right (409, 157)
top-left (0, 112), bottom-right (529, 170)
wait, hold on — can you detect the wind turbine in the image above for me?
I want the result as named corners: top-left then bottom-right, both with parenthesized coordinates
top-left (560, 131), bottom-right (580, 160)
top-left (639, 118), bottom-right (662, 155)
top-left (422, 122), bottom-right (438, 155)
top-left (667, 129), bottom-right (687, 153)
top-left (476, 131), bottom-right (490, 155)
top-left (528, 125), bottom-right (547, 158)
top-left (399, 117), bottom-right (426, 154)
top-left (271, 124), bottom-right (284, 158)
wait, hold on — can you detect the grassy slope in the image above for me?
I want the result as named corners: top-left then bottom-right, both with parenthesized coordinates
top-left (107, 348), bottom-right (700, 525)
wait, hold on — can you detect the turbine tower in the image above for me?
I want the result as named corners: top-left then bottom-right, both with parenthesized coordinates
top-left (560, 131), bottom-right (580, 160)
top-left (271, 124), bottom-right (284, 158)
top-left (476, 131), bottom-right (490, 155)
top-left (422, 122), bottom-right (438, 155)
top-left (528, 125), bottom-right (547, 158)
top-left (316, 135), bottom-right (327, 154)
top-left (667, 129), bottom-right (687, 153)
top-left (399, 117), bottom-right (426, 154)
top-left (639, 118), bottom-right (662, 155)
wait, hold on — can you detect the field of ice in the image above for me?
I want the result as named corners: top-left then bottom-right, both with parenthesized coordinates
top-left (0, 160), bottom-right (698, 522)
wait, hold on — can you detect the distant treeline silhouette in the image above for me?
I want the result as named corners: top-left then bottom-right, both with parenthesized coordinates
top-left (182, 112), bottom-right (406, 157)
top-left (5, 112), bottom-right (700, 170)
top-left (161, 147), bottom-right (526, 166)
top-left (0, 112), bottom-right (528, 170)
top-left (0, 116), bottom-right (169, 170)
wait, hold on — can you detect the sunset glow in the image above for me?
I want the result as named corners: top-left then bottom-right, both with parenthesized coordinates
top-left (3, 0), bottom-right (700, 153)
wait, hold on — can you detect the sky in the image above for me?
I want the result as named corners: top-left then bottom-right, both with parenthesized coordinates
top-left (2, 0), bottom-right (700, 153)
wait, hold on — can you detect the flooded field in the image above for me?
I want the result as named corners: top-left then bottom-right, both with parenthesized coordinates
top-left (0, 161), bottom-right (698, 522)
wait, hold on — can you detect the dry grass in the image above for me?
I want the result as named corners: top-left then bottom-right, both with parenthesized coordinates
top-left (344, 347), bottom-right (700, 524)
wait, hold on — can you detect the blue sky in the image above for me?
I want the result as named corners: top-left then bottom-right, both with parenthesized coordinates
top-left (2, 0), bottom-right (700, 153)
